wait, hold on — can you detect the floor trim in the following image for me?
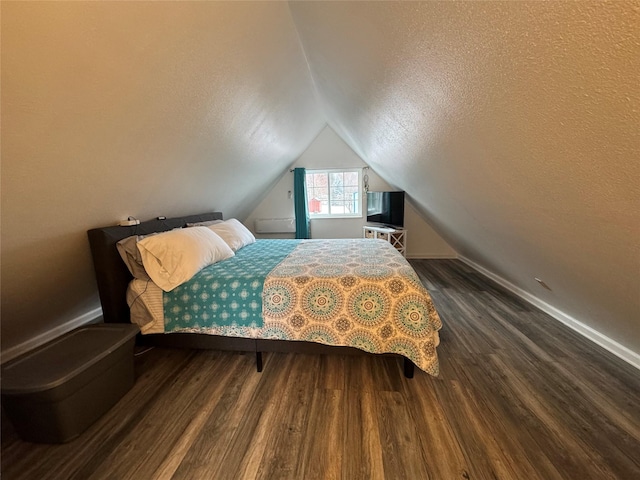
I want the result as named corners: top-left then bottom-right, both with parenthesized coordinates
top-left (1, 308), bottom-right (103, 364)
top-left (459, 256), bottom-right (640, 371)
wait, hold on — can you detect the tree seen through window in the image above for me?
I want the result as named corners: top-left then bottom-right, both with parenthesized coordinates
top-left (306, 169), bottom-right (361, 217)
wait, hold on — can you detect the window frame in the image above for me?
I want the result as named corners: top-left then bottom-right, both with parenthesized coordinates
top-left (305, 168), bottom-right (363, 219)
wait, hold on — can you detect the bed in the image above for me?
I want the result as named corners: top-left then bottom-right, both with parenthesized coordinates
top-left (88, 212), bottom-right (442, 377)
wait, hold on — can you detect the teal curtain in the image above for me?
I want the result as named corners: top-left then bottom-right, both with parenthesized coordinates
top-left (293, 168), bottom-right (310, 239)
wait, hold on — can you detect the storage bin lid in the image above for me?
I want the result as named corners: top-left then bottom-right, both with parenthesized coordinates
top-left (1, 324), bottom-right (139, 395)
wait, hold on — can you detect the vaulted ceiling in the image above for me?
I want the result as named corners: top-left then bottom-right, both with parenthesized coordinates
top-left (290, 1), bottom-right (639, 357)
top-left (2, 2), bottom-right (638, 359)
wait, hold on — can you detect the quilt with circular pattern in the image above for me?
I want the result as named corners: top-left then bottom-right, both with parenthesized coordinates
top-left (163, 238), bottom-right (442, 376)
top-left (262, 239), bottom-right (441, 376)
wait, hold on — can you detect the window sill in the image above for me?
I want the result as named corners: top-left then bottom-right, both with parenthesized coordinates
top-left (310, 215), bottom-right (363, 220)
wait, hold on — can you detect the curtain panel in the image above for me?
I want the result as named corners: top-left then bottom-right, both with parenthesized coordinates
top-left (293, 168), bottom-right (310, 239)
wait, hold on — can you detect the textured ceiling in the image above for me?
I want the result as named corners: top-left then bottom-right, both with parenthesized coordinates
top-left (289, 1), bottom-right (640, 353)
top-left (1, 1), bottom-right (638, 359)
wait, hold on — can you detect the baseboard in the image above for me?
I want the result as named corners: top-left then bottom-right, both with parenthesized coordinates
top-left (1, 308), bottom-right (103, 364)
top-left (459, 256), bottom-right (640, 371)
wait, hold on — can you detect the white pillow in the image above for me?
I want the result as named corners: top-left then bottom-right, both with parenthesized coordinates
top-left (137, 226), bottom-right (234, 292)
top-left (185, 219), bottom-right (223, 227)
top-left (207, 218), bottom-right (256, 252)
top-left (116, 231), bottom-right (164, 280)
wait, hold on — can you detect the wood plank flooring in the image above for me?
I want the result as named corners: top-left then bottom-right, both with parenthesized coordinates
top-left (2, 259), bottom-right (639, 479)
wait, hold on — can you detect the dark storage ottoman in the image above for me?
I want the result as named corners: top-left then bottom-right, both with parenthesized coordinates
top-left (1, 323), bottom-right (139, 443)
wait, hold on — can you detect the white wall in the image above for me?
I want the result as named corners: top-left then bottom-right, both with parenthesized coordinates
top-left (1, 2), bottom-right (324, 356)
top-left (245, 126), bottom-right (456, 258)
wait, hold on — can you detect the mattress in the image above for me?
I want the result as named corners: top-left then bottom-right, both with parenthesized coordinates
top-left (127, 238), bottom-right (442, 375)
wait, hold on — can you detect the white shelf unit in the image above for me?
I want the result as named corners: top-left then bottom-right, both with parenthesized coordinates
top-left (363, 225), bottom-right (407, 257)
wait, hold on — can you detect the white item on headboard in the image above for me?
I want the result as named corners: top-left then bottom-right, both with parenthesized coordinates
top-left (254, 218), bottom-right (296, 233)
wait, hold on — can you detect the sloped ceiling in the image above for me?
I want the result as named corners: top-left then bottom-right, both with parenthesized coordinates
top-left (1, 1), bottom-right (638, 359)
top-left (1, 1), bottom-right (324, 352)
top-left (288, 1), bottom-right (640, 353)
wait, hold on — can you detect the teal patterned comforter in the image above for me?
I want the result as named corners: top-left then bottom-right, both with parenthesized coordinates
top-left (164, 240), bottom-right (300, 335)
top-left (162, 238), bottom-right (442, 376)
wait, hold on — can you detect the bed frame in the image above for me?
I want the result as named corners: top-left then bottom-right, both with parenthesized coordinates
top-left (87, 212), bottom-right (415, 378)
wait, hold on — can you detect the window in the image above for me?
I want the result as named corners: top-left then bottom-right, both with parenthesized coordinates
top-left (306, 169), bottom-right (362, 218)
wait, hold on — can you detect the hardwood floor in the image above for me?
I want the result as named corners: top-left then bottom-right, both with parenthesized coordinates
top-left (2, 259), bottom-right (639, 479)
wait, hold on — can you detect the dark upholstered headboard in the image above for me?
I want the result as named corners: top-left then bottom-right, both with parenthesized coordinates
top-left (87, 212), bottom-right (224, 323)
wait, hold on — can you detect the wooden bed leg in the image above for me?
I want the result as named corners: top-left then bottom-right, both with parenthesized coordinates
top-left (256, 351), bottom-right (263, 373)
top-left (403, 358), bottom-right (415, 379)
